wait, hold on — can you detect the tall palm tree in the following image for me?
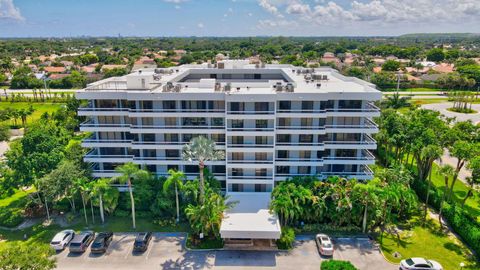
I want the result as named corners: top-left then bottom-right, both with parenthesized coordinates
top-left (115, 162), bottom-right (150, 229)
top-left (182, 136), bottom-right (224, 205)
top-left (163, 169), bottom-right (185, 223)
top-left (422, 146), bottom-right (443, 225)
top-left (75, 177), bottom-right (90, 224)
top-left (91, 178), bottom-right (111, 224)
top-left (437, 164), bottom-right (454, 225)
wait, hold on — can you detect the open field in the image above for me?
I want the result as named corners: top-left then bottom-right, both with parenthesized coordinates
top-left (0, 102), bottom-right (64, 125)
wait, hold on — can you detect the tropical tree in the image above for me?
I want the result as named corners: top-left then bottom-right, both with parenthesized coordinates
top-left (182, 136), bottom-right (224, 205)
top-left (75, 177), bottom-right (91, 224)
top-left (353, 180), bottom-right (381, 233)
top-left (437, 164), bottom-right (454, 225)
top-left (448, 141), bottom-right (476, 200)
top-left (91, 178), bottom-right (113, 224)
top-left (114, 162), bottom-right (151, 229)
top-left (421, 146), bottom-right (443, 224)
top-left (0, 242), bottom-right (56, 270)
top-left (463, 157), bottom-right (480, 208)
top-left (163, 169), bottom-right (185, 223)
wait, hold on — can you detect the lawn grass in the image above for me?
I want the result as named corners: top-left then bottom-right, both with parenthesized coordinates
top-left (0, 188), bottom-right (36, 208)
top-left (0, 101), bottom-right (64, 126)
top-left (410, 98), bottom-right (449, 106)
top-left (379, 214), bottom-right (477, 270)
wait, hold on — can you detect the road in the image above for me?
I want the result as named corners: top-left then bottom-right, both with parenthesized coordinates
top-left (55, 233), bottom-right (396, 270)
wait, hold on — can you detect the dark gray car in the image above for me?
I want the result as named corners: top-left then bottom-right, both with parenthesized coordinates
top-left (69, 230), bottom-right (94, 253)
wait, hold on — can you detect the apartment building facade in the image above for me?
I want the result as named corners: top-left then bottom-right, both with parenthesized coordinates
top-left (77, 60), bottom-right (381, 194)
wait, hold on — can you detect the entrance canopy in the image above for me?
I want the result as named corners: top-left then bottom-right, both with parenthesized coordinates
top-left (220, 193), bottom-right (281, 240)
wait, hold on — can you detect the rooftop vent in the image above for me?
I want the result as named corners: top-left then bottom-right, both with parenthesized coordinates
top-left (224, 83), bottom-right (231, 92)
top-left (322, 75), bottom-right (329, 81)
top-left (316, 83), bottom-right (321, 88)
top-left (286, 83), bottom-right (294, 92)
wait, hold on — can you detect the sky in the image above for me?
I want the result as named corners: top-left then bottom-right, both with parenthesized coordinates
top-left (0, 0), bottom-right (480, 37)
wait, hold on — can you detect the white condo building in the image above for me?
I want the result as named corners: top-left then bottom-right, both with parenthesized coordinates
top-left (77, 60), bottom-right (381, 240)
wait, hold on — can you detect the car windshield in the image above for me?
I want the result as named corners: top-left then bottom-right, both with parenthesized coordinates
top-left (51, 241), bottom-right (61, 245)
top-left (91, 242), bottom-right (103, 248)
top-left (70, 242), bottom-right (81, 247)
top-left (405, 259), bottom-right (415, 266)
top-left (322, 243), bottom-right (332, 248)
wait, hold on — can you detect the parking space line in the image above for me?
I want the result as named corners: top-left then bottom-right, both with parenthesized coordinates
top-left (145, 240), bottom-right (154, 260)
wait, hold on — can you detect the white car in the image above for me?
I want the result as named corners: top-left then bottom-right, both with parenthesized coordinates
top-left (315, 234), bottom-right (334, 256)
top-left (400, 257), bottom-right (443, 270)
top-left (50, 229), bottom-right (75, 251)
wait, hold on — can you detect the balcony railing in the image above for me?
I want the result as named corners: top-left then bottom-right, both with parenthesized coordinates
top-left (227, 110), bottom-right (275, 115)
top-left (131, 125), bottom-right (225, 130)
top-left (133, 141), bottom-right (225, 146)
top-left (228, 175), bottom-right (272, 180)
top-left (227, 143), bottom-right (274, 148)
top-left (324, 135), bottom-right (377, 145)
top-left (130, 108), bottom-right (225, 113)
top-left (80, 120), bottom-right (130, 128)
top-left (229, 160), bottom-right (274, 164)
top-left (79, 107), bottom-right (130, 112)
top-left (325, 119), bottom-right (378, 130)
top-left (276, 142), bottom-right (324, 146)
top-left (276, 109), bottom-right (326, 114)
top-left (323, 150), bottom-right (375, 160)
top-left (227, 127), bottom-right (274, 132)
top-left (276, 126), bottom-right (325, 130)
top-left (276, 158), bottom-right (323, 162)
top-left (82, 139), bottom-right (132, 144)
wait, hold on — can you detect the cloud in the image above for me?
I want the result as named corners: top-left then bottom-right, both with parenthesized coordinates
top-left (258, 0), bottom-right (480, 27)
top-left (0, 0), bottom-right (24, 21)
top-left (197, 22), bottom-right (204, 28)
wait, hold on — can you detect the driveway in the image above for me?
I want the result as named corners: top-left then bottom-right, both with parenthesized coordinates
top-left (55, 233), bottom-right (396, 270)
top-left (421, 102), bottom-right (480, 124)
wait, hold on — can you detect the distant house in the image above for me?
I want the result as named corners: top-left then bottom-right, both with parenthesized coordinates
top-left (417, 61), bottom-right (436, 67)
top-left (81, 64), bottom-right (98, 74)
top-left (405, 74), bottom-right (421, 82)
top-left (373, 66), bottom-right (382, 73)
top-left (61, 61), bottom-right (74, 67)
top-left (420, 74), bottom-right (443, 82)
top-left (432, 63), bottom-right (454, 73)
top-left (174, 49), bottom-right (187, 56)
top-left (405, 66), bottom-right (430, 74)
top-left (28, 64), bottom-right (38, 72)
top-left (321, 52), bottom-right (340, 65)
top-left (48, 73), bottom-right (70, 80)
top-left (132, 57), bottom-right (156, 71)
top-left (101, 64), bottom-right (127, 72)
top-left (44, 66), bottom-right (66, 73)
top-left (373, 58), bottom-right (385, 66)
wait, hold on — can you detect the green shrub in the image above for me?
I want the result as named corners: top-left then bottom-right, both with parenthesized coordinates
top-left (321, 260), bottom-right (358, 270)
top-left (0, 208), bottom-right (24, 227)
top-left (186, 234), bottom-right (224, 249)
top-left (276, 226), bottom-right (295, 250)
top-left (443, 204), bottom-right (480, 256)
top-left (113, 209), bottom-right (129, 218)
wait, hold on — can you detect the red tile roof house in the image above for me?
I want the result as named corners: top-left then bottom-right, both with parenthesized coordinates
top-left (48, 73), bottom-right (70, 80)
top-left (44, 66), bottom-right (66, 73)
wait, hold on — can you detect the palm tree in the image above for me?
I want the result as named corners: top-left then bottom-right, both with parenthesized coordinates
top-left (422, 146), bottom-right (443, 225)
top-left (437, 164), bottom-right (454, 225)
top-left (182, 136), bottom-right (224, 205)
top-left (75, 177), bottom-right (90, 224)
top-left (91, 178), bottom-right (111, 224)
top-left (115, 162), bottom-right (150, 229)
top-left (163, 169), bottom-right (185, 223)
top-left (463, 157), bottom-right (480, 208)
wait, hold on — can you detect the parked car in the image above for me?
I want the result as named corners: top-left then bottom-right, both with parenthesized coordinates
top-left (133, 232), bottom-right (152, 252)
top-left (400, 258), bottom-right (443, 270)
top-left (69, 230), bottom-right (95, 253)
top-left (315, 234), bottom-right (334, 256)
top-left (90, 232), bottom-right (114, 254)
top-left (50, 229), bottom-right (75, 251)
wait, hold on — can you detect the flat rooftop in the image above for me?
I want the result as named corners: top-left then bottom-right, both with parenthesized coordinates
top-left (81, 60), bottom-right (379, 95)
top-left (220, 193), bottom-right (281, 240)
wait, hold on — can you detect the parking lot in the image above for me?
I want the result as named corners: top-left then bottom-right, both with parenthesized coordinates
top-left (55, 233), bottom-right (397, 270)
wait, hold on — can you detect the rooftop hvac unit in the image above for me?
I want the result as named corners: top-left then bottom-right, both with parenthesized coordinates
top-left (316, 83), bottom-right (321, 88)
top-left (173, 84), bottom-right (181, 92)
top-left (218, 62), bottom-right (225, 69)
top-left (276, 84), bottom-right (283, 92)
top-left (153, 74), bottom-right (161, 81)
top-left (286, 83), bottom-right (294, 92)
top-left (312, 74), bottom-right (322, 81)
top-left (214, 82), bottom-right (222, 92)
top-left (260, 62), bottom-right (266, 68)
top-left (322, 75), bottom-right (328, 81)
top-left (154, 68), bottom-right (162, 74)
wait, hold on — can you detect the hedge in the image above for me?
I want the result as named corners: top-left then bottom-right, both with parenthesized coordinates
top-left (0, 207), bottom-right (24, 227)
top-left (321, 260), bottom-right (358, 270)
top-left (411, 177), bottom-right (480, 256)
top-left (276, 226), bottom-right (295, 250)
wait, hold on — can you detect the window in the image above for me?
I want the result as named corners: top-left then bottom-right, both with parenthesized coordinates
top-left (163, 100), bottom-right (176, 110)
top-left (211, 118), bottom-right (224, 126)
top-left (299, 134), bottom-right (313, 143)
top-left (298, 166), bottom-right (311, 174)
top-left (301, 118), bottom-right (312, 126)
top-left (166, 149), bottom-right (180, 158)
top-left (167, 165), bottom-right (178, 171)
top-left (279, 101), bottom-right (291, 110)
top-left (141, 117), bottom-right (153, 126)
top-left (255, 168), bottom-right (267, 176)
top-left (164, 133), bottom-right (178, 142)
top-left (231, 152), bottom-right (244, 160)
top-left (211, 134), bottom-right (225, 143)
top-left (143, 149), bottom-right (156, 157)
top-left (276, 166), bottom-right (290, 174)
top-left (164, 117), bottom-right (176, 126)
top-left (182, 117), bottom-right (206, 126)
top-left (256, 120), bottom-right (268, 129)
top-left (277, 134), bottom-right (291, 143)
top-left (142, 134), bottom-right (156, 142)
top-left (232, 184), bottom-right (243, 192)
top-left (277, 150), bottom-right (288, 159)
top-left (231, 119), bottom-right (244, 128)
top-left (141, 101), bottom-right (153, 110)
top-left (230, 102), bottom-right (244, 111)
top-left (278, 118), bottom-right (290, 127)
top-left (212, 165), bottom-right (226, 174)
top-left (146, 165), bottom-right (156, 173)
top-left (299, 151), bottom-right (311, 159)
top-left (185, 165), bottom-right (199, 173)
top-left (302, 101), bottom-right (314, 110)
top-left (232, 168), bottom-right (243, 176)
top-left (231, 136), bottom-right (244, 144)
top-left (255, 184), bottom-right (266, 192)
top-left (254, 74), bottom-right (261, 80)
top-left (255, 102), bottom-right (269, 112)
top-left (255, 152), bottom-right (268, 160)
top-left (255, 136), bottom-right (268, 145)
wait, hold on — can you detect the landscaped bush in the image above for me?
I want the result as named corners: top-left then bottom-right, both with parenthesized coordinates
top-left (0, 208), bottom-right (24, 227)
top-left (276, 226), bottom-right (295, 250)
top-left (443, 203), bottom-right (480, 256)
top-left (186, 234), bottom-right (224, 249)
top-left (321, 260), bottom-right (358, 270)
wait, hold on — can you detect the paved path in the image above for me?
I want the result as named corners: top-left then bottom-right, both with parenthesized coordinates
top-left (421, 102), bottom-right (480, 124)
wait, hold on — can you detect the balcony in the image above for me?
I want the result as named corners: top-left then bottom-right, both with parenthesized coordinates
top-left (276, 125), bottom-right (326, 135)
top-left (321, 166), bottom-right (374, 180)
top-left (324, 135), bottom-right (377, 149)
top-left (229, 159), bottom-right (274, 164)
top-left (78, 106), bottom-right (130, 116)
top-left (132, 141), bottom-right (225, 149)
top-left (325, 119), bottom-right (378, 133)
top-left (130, 125), bottom-right (225, 133)
top-left (132, 157), bottom-right (225, 165)
top-left (275, 158), bottom-right (323, 166)
top-left (326, 103), bottom-right (380, 117)
top-left (323, 150), bottom-right (375, 165)
top-left (79, 120), bottom-right (130, 132)
top-left (129, 108), bottom-right (225, 117)
top-left (84, 151), bottom-right (134, 163)
top-left (81, 138), bottom-right (132, 148)
top-left (227, 110), bottom-right (274, 115)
